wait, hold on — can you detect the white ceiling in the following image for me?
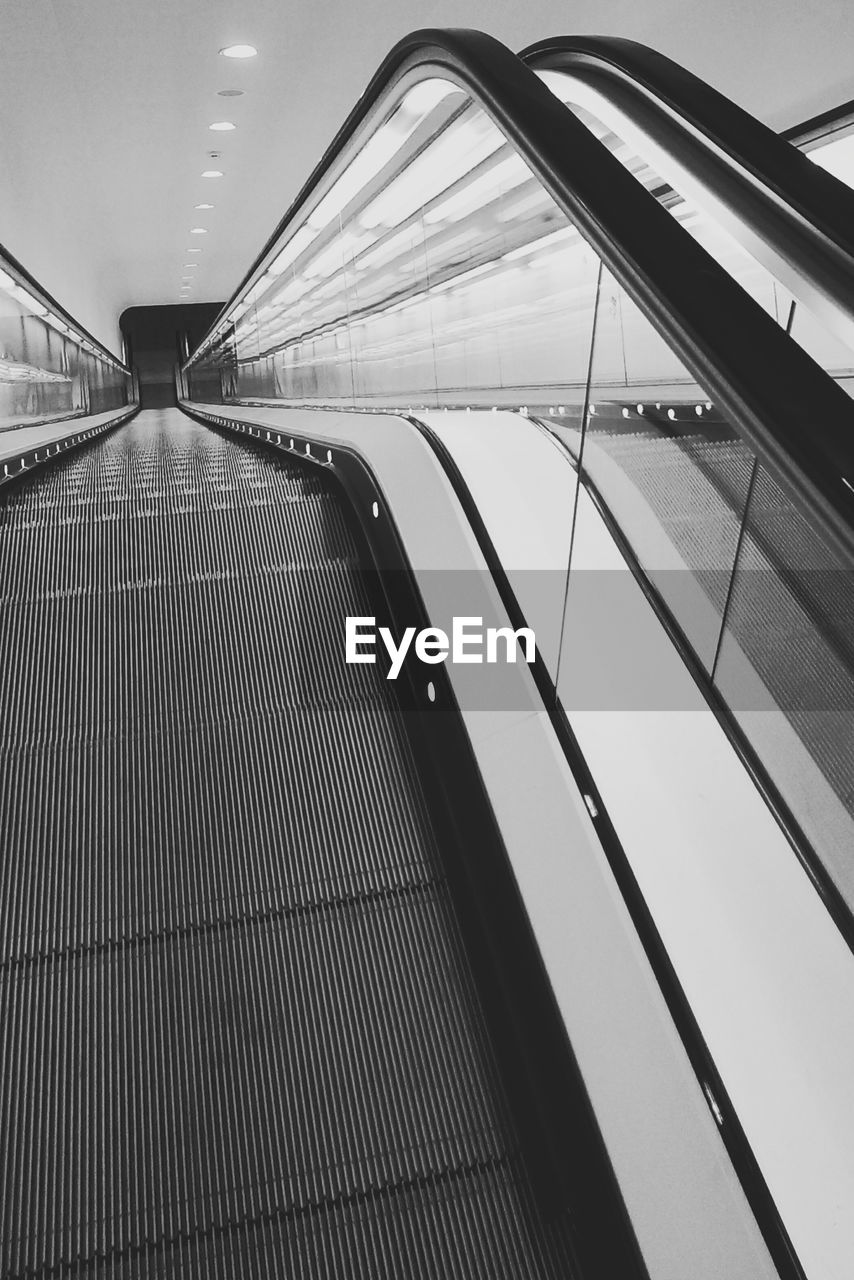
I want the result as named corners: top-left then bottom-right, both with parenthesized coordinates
top-left (2, 0), bottom-right (853, 356)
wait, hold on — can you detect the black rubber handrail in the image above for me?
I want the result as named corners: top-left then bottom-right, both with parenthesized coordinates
top-left (184, 29), bottom-right (854, 575)
top-left (521, 35), bottom-right (854, 342)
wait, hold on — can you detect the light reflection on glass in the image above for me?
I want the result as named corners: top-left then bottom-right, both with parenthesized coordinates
top-left (0, 267), bottom-right (129, 426)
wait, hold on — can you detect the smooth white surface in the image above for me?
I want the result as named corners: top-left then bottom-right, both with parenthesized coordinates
top-left (183, 396), bottom-right (780, 1280)
top-left (417, 410), bottom-right (575, 677)
top-left (2, 0), bottom-right (853, 347)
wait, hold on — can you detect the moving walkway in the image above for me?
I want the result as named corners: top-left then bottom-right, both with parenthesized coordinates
top-left (4, 27), bottom-right (854, 1280)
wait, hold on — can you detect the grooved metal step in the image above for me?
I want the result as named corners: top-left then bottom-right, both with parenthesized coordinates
top-left (0, 409), bottom-right (577, 1279)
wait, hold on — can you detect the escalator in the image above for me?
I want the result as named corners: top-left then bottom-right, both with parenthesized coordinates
top-left (0, 408), bottom-right (592, 1278)
top-left (5, 25), bottom-right (854, 1280)
top-left (178, 29), bottom-right (854, 1280)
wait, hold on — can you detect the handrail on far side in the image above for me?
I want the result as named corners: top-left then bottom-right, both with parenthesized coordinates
top-left (521, 35), bottom-right (854, 355)
top-left (182, 28), bottom-right (854, 575)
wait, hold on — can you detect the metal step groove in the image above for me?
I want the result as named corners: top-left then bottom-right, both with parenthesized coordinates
top-left (0, 409), bottom-right (577, 1279)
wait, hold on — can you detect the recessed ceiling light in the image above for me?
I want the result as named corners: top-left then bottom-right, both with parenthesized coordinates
top-left (218, 88), bottom-right (244, 97)
top-left (190, 227), bottom-right (208, 234)
top-left (187, 248), bottom-right (203, 253)
top-left (220, 44), bottom-right (257, 58)
top-left (201, 170), bottom-right (223, 178)
top-left (209, 121), bottom-right (236, 131)
top-left (194, 203), bottom-right (214, 210)
top-left (183, 264), bottom-right (198, 269)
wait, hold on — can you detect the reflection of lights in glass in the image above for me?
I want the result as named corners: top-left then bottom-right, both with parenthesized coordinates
top-left (360, 114), bottom-right (504, 229)
top-left (201, 170), bottom-right (223, 178)
top-left (353, 224), bottom-right (421, 273)
top-left (400, 78), bottom-right (462, 117)
top-left (308, 121), bottom-right (415, 231)
top-left (430, 261), bottom-right (495, 293)
top-left (427, 156), bottom-right (530, 224)
top-left (267, 275), bottom-right (313, 307)
top-left (496, 186), bottom-right (556, 223)
top-left (502, 225), bottom-right (574, 260)
top-left (10, 285), bottom-right (47, 316)
top-left (304, 230), bottom-right (375, 280)
top-left (393, 290), bottom-right (429, 311)
top-left (268, 226), bottom-right (317, 275)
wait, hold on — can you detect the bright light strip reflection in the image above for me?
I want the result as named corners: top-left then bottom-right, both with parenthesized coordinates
top-left (305, 78), bottom-right (463, 235)
top-left (495, 186), bottom-right (555, 222)
top-left (400, 78), bottom-right (462, 116)
top-left (360, 114), bottom-right (505, 229)
top-left (502, 225), bottom-right (575, 260)
top-left (184, 90), bottom-right (556, 370)
top-left (353, 224), bottom-right (422, 273)
top-left (10, 285), bottom-right (47, 315)
top-left (309, 123), bottom-right (410, 230)
top-left (304, 230), bottom-right (375, 279)
top-left (424, 154), bottom-right (530, 224)
top-left (268, 226), bottom-right (317, 275)
top-left (429, 261), bottom-right (495, 292)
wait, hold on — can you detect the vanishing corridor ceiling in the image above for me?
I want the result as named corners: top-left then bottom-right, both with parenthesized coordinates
top-left (1, 0), bottom-right (853, 350)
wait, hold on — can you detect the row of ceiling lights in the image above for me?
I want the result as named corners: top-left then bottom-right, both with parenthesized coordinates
top-left (180, 43), bottom-right (258, 301)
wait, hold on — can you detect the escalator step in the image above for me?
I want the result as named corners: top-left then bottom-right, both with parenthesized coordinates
top-left (0, 409), bottom-right (576, 1279)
